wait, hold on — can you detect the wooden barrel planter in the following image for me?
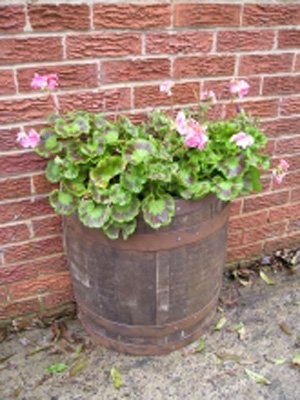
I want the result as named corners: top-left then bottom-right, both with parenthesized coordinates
top-left (64, 194), bottom-right (229, 356)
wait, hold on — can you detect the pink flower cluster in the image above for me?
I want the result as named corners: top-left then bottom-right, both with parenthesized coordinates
top-left (16, 129), bottom-right (40, 148)
top-left (175, 112), bottom-right (208, 151)
top-left (31, 73), bottom-right (59, 91)
top-left (230, 131), bottom-right (254, 149)
top-left (229, 79), bottom-right (250, 99)
top-left (273, 159), bottom-right (289, 184)
top-left (201, 90), bottom-right (217, 104)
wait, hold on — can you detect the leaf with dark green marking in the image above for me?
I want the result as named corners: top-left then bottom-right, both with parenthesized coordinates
top-left (142, 194), bottom-right (175, 229)
top-left (78, 199), bottom-right (111, 228)
top-left (109, 184), bottom-right (132, 206)
top-left (45, 159), bottom-right (62, 183)
top-left (111, 197), bottom-right (140, 223)
top-left (90, 156), bottom-right (126, 189)
top-left (125, 139), bottom-right (155, 164)
top-left (49, 190), bottom-right (77, 215)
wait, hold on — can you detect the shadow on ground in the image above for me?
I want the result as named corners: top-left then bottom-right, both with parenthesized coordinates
top-left (0, 272), bottom-right (299, 400)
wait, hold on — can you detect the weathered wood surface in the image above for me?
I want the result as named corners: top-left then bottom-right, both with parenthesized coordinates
top-left (64, 194), bottom-right (229, 355)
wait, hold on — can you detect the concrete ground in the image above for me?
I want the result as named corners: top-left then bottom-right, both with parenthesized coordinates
top-left (0, 270), bottom-right (299, 400)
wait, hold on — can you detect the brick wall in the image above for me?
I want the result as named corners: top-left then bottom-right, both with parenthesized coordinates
top-left (1, 1), bottom-right (300, 324)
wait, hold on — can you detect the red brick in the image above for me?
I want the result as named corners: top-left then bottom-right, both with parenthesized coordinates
top-left (265, 232), bottom-right (300, 253)
top-left (32, 215), bottom-right (62, 238)
top-left (0, 177), bottom-right (31, 201)
top-left (0, 70), bottom-right (15, 95)
top-left (0, 198), bottom-right (53, 225)
top-left (229, 199), bottom-right (243, 216)
top-left (9, 272), bottom-right (71, 301)
top-left (0, 128), bottom-right (21, 152)
top-left (101, 59), bottom-right (170, 84)
top-left (230, 210), bottom-right (269, 231)
top-left (93, 4), bottom-right (170, 29)
top-left (203, 77), bottom-right (261, 100)
top-left (42, 289), bottom-right (74, 309)
top-left (4, 236), bottom-right (63, 265)
top-left (17, 63), bottom-right (98, 93)
top-left (0, 298), bottom-right (39, 319)
top-left (263, 76), bottom-right (300, 96)
top-left (217, 30), bottom-right (274, 52)
top-left (29, 4), bottom-right (90, 31)
top-left (0, 151), bottom-right (46, 176)
top-left (274, 136), bottom-right (300, 155)
top-left (291, 188), bottom-right (300, 203)
top-left (238, 99), bottom-right (279, 118)
top-left (280, 155), bottom-right (300, 171)
top-left (134, 82), bottom-right (200, 109)
top-left (32, 173), bottom-right (58, 194)
top-left (278, 29), bottom-right (300, 49)
top-left (146, 31), bottom-right (213, 54)
top-left (227, 243), bottom-right (263, 262)
top-left (0, 223), bottom-right (30, 246)
top-left (0, 5), bottom-right (25, 32)
top-left (37, 254), bottom-right (67, 276)
top-left (0, 96), bottom-right (53, 124)
top-left (296, 55), bottom-right (300, 71)
top-left (66, 33), bottom-right (141, 59)
top-left (262, 117), bottom-right (300, 137)
top-left (0, 287), bottom-right (7, 305)
top-left (280, 97), bottom-right (300, 116)
top-left (0, 263), bottom-right (38, 285)
top-left (227, 229), bottom-right (243, 248)
top-left (243, 222), bottom-right (286, 245)
top-left (0, 37), bottom-right (62, 65)
top-left (287, 219), bottom-right (300, 233)
top-left (239, 54), bottom-right (293, 75)
top-left (243, 191), bottom-right (289, 213)
top-left (274, 171), bottom-right (300, 189)
top-left (59, 88), bottom-right (131, 113)
top-left (174, 4), bottom-right (240, 27)
top-left (174, 55), bottom-right (235, 79)
top-left (268, 202), bottom-right (300, 223)
top-left (243, 4), bottom-right (300, 26)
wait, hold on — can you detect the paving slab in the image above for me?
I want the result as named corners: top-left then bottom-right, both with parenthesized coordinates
top-left (0, 272), bottom-right (299, 400)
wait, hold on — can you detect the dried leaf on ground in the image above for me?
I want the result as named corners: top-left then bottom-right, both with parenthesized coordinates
top-left (266, 357), bottom-right (286, 365)
top-left (278, 322), bottom-right (292, 336)
top-left (245, 369), bottom-right (271, 385)
top-left (69, 357), bottom-right (88, 377)
top-left (292, 353), bottom-right (300, 366)
top-left (27, 344), bottom-right (53, 356)
top-left (110, 367), bottom-right (122, 390)
top-left (216, 352), bottom-right (242, 364)
top-left (215, 315), bottom-right (227, 331)
top-left (259, 270), bottom-right (276, 286)
top-left (182, 339), bottom-right (205, 356)
top-left (231, 322), bottom-right (246, 341)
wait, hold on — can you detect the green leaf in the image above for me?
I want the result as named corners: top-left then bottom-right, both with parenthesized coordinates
top-left (249, 166), bottom-right (262, 192)
top-left (78, 199), bottom-right (111, 228)
top-left (90, 156), bottom-right (126, 189)
top-left (49, 189), bottom-right (77, 215)
top-left (46, 363), bottom-right (67, 374)
top-left (214, 315), bottom-right (227, 331)
top-left (121, 219), bottom-right (137, 240)
top-left (179, 181), bottom-right (211, 200)
top-left (120, 167), bottom-right (146, 194)
top-left (110, 367), bottom-right (122, 390)
top-left (196, 339), bottom-right (206, 353)
top-left (259, 270), bottom-right (276, 286)
top-left (90, 184), bottom-right (110, 205)
top-left (245, 369), bottom-right (271, 385)
top-left (111, 197), bottom-right (140, 223)
top-left (63, 180), bottom-right (87, 197)
top-left (125, 139), bottom-right (155, 164)
top-left (267, 357), bottom-right (286, 365)
top-left (45, 159), bottom-right (61, 183)
top-left (142, 194), bottom-right (175, 229)
top-left (109, 184), bottom-right (132, 206)
top-left (147, 163), bottom-right (174, 183)
top-left (102, 223), bottom-right (120, 240)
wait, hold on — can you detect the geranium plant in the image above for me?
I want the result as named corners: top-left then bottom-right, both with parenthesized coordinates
top-left (17, 75), bottom-right (287, 240)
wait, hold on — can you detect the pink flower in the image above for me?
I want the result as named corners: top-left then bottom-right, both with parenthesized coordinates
top-left (160, 80), bottom-right (174, 96)
top-left (273, 159), bottom-right (289, 184)
top-left (175, 111), bottom-right (188, 135)
top-left (201, 90), bottom-right (217, 104)
top-left (16, 129), bottom-right (40, 148)
top-left (47, 74), bottom-right (59, 90)
top-left (184, 120), bottom-right (208, 151)
top-left (229, 79), bottom-right (250, 99)
top-left (31, 73), bottom-right (59, 91)
top-left (230, 131), bottom-right (254, 149)
top-left (31, 73), bottom-right (48, 90)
